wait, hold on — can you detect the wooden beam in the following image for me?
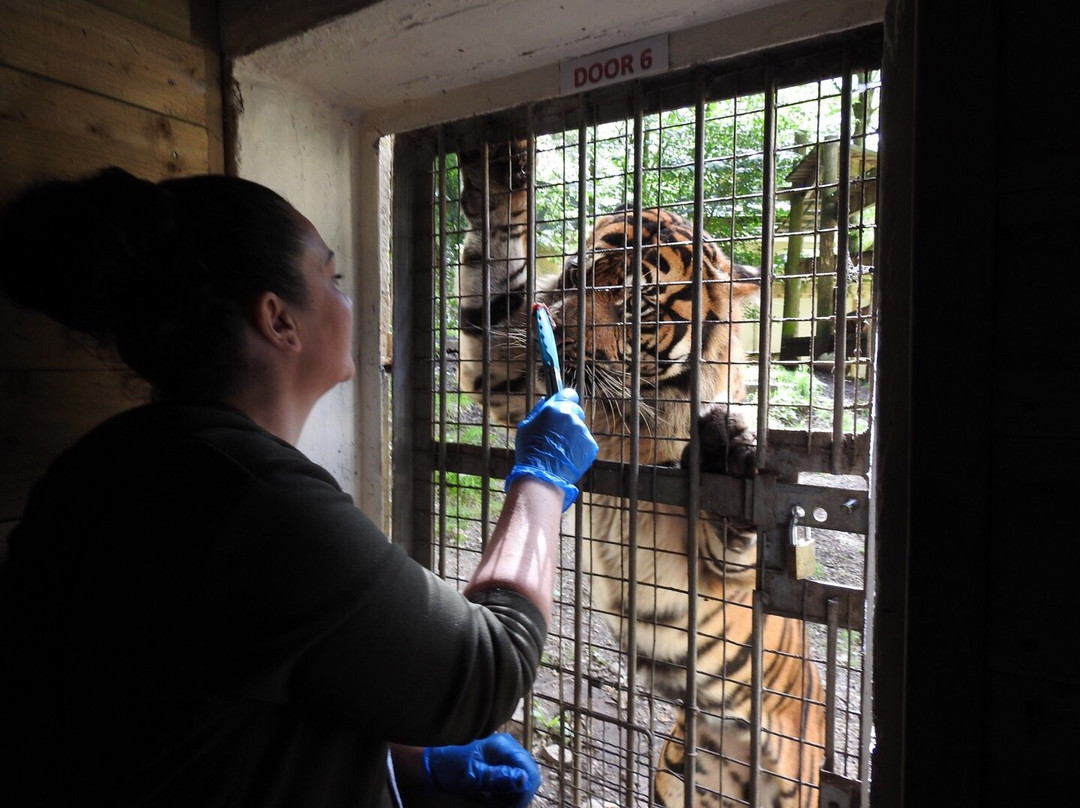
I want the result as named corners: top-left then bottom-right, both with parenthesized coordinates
top-left (0, 369), bottom-right (150, 522)
top-left (0, 0), bottom-right (207, 123)
top-left (218, 0), bottom-right (381, 56)
top-left (0, 65), bottom-right (210, 206)
top-left (86, 0), bottom-right (193, 42)
top-left (0, 66), bottom-right (212, 372)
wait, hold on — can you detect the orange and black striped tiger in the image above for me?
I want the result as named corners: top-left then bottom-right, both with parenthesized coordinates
top-left (456, 141), bottom-right (825, 808)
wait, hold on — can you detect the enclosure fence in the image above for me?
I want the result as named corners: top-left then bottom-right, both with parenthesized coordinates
top-left (391, 27), bottom-right (881, 808)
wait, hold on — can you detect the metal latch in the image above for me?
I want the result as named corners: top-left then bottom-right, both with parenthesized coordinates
top-left (786, 505), bottom-right (816, 580)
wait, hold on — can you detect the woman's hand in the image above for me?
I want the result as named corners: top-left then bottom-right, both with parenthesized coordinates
top-left (504, 388), bottom-right (598, 511)
top-left (423, 732), bottom-right (541, 808)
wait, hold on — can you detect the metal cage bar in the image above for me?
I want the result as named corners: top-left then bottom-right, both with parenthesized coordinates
top-left (478, 138), bottom-right (493, 550)
top-left (436, 131), bottom-right (449, 581)
top-left (571, 100), bottom-right (589, 808)
top-left (623, 82), bottom-right (646, 808)
top-left (679, 69), bottom-right (708, 808)
top-left (757, 68), bottom-right (778, 470)
top-left (831, 61), bottom-right (853, 472)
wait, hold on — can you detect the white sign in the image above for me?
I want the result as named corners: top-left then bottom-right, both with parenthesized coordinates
top-left (560, 34), bottom-right (669, 96)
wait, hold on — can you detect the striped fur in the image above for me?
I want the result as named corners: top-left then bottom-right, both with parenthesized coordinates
top-left (457, 141), bottom-right (824, 807)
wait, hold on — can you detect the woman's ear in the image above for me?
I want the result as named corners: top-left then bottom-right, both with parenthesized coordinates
top-left (251, 291), bottom-right (301, 352)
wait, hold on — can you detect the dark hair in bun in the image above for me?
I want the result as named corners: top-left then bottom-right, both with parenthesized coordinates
top-left (0, 168), bottom-right (306, 402)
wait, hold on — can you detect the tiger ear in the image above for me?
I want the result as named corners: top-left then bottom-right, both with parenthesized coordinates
top-left (732, 262), bottom-right (761, 283)
top-left (731, 263), bottom-right (762, 302)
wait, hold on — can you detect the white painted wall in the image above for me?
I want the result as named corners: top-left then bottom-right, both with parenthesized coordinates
top-left (229, 68), bottom-right (364, 496)
top-left (351, 131), bottom-right (394, 529)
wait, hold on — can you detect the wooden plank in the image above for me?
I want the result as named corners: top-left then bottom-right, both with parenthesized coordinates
top-left (0, 0), bottom-right (207, 123)
top-left (0, 369), bottom-right (150, 521)
top-left (86, 0), bottom-right (221, 49)
top-left (202, 45), bottom-right (224, 174)
top-left (0, 67), bottom-right (211, 369)
top-left (81, 1), bottom-right (223, 171)
top-left (219, 0), bottom-right (379, 55)
top-left (0, 298), bottom-right (122, 371)
top-left (0, 65), bottom-right (210, 205)
top-left (87, 0), bottom-right (193, 42)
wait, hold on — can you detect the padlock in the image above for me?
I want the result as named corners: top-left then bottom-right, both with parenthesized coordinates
top-left (787, 505), bottom-right (817, 580)
top-left (787, 537), bottom-right (817, 579)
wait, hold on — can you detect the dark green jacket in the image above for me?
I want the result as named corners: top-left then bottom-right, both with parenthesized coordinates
top-left (0, 403), bottom-right (544, 807)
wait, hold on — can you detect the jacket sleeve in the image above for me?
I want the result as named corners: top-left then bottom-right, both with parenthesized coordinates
top-left (200, 455), bottom-right (547, 747)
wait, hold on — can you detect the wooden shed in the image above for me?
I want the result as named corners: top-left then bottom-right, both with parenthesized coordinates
top-left (1, 2), bottom-right (1075, 806)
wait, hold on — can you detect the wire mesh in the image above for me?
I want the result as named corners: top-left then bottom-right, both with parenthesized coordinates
top-left (410, 33), bottom-right (881, 808)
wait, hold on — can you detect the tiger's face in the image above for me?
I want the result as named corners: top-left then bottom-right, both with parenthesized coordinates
top-left (543, 208), bottom-right (759, 457)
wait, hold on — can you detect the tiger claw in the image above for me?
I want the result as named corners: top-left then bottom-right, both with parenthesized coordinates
top-left (683, 404), bottom-right (757, 479)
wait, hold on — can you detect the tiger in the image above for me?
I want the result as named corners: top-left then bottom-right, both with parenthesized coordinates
top-left (455, 140), bottom-right (825, 808)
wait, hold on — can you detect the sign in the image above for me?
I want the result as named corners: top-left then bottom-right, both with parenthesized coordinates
top-left (560, 34), bottom-right (669, 96)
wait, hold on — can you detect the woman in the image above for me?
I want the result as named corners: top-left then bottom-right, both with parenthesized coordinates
top-left (0, 168), bottom-right (598, 807)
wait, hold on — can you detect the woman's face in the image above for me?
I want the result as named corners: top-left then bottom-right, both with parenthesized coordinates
top-left (293, 214), bottom-right (355, 395)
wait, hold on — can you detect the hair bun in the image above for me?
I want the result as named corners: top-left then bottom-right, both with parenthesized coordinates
top-left (0, 167), bottom-right (176, 339)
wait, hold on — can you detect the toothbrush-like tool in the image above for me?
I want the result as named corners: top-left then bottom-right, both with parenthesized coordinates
top-left (532, 302), bottom-right (563, 397)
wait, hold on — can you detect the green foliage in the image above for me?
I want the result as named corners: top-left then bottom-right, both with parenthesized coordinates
top-left (747, 364), bottom-right (856, 432)
top-left (434, 153), bottom-right (465, 334)
top-left (437, 469), bottom-right (504, 543)
top-left (531, 699), bottom-right (574, 745)
top-left (444, 525), bottom-right (469, 547)
top-left (439, 470), bottom-right (483, 519)
top-left (434, 393), bottom-right (485, 445)
top-left (433, 392), bottom-right (510, 542)
top-left (431, 72), bottom-right (880, 359)
top-left (525, 74), bottom-right (879, 274)
top-left (432, 72), bottom-right (881, 441)
top-left (834, 628), bottom-right (860, 659)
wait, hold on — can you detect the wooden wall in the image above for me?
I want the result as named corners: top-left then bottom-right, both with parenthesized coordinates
top-left (0, 0), bottom-right (223, 538)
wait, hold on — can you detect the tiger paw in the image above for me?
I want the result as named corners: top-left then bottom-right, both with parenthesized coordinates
top-left (458, 139), bottom-right (528, 219)
top-left (682, 404), bottom-right (757, 479)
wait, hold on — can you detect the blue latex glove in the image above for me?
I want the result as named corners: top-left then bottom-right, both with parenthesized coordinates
top-left (423, 733), bottom-right (542, 808)
top-left (504, 388), bottom-right (598, 511)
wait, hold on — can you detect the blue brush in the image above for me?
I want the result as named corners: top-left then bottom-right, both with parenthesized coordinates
top-left (532, 302), bottom-right (563, 397)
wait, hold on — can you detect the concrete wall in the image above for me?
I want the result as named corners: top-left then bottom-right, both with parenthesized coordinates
top-left (227, 66), bottom-right (363, 494)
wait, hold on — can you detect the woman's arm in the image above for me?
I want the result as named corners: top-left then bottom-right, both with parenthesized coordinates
top-left (463, 478), bottom-right (564, 624)
top-left (464, 389), bottom-right (597, 624)
top-left (205, 390), bottom-right (594, 746)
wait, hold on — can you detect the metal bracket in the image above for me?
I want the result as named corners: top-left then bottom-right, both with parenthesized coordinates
top-left (757, 470), bottom-right (868, 628)
top-left (819, 769), bottom-right (863, 808)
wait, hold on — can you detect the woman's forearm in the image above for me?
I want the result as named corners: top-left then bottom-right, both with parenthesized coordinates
top-left (463, 477), bottom-right (564, 623)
